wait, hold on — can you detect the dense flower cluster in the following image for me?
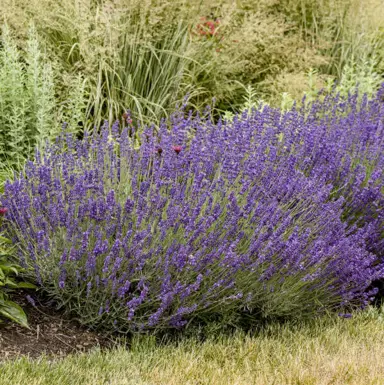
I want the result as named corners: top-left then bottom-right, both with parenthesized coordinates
top-left (286, 90), bottom-right (384, 256)
top-left (2, 88), bottom-right (384, 332)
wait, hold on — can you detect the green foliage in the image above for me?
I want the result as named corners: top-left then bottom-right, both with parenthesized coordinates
top-left (12, 0), bottom-right (209, 131)
top-left (0, 233), bottom-right (36, 328)
top-left (58, 73), bottom-right (88, 134)
top-left (0, 23), bottom-right (57, 164)
top-left (332, 55), bottom-right (382, 97)
top-left (269, 0), bottom-right (383, 77)
top-left (25, 24), bottom-right (57, 142)
top-left (1, 0), bottom-right (383, 127)
top-left (0, 162), bottom-right (17, 195)
top-left (232, 58), bottom-right (383, 117)
top-left (222, 84), bottom-right (267, 121)
top-left (0, 24), bottom-right (28, 162)
top-left (187, 4), bottom-right (324, 112)
top-left (87, 21), bottom-right (198, 130)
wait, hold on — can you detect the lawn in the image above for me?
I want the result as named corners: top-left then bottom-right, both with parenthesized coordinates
top-left (1, 309), bottom-right (384, 385)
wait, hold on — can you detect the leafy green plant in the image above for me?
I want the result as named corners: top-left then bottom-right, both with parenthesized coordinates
top-left (0, 23), bottom-right (57, 164)
top-left (222, 84), bottom-right (267, 121)
top-left (58, 73), bottom-right (88, 135)
top-left (0, 210), bottom-right (36, 328)
top-left (332, 55), bottom-right (382, 98)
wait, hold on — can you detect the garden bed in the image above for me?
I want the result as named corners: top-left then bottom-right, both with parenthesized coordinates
top-left (0, 292), bottom-right (111, 360)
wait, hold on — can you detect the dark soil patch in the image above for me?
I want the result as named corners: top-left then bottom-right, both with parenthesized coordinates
top-left (0, 292), bottom-right (113, 360)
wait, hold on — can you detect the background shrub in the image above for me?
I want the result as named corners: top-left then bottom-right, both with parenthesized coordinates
top-left (0, 22), bottom-right (89, 166)
top-left (0, 24), bottom-right (56, 164)
top-left (1, 0), bottom-right (382, 129)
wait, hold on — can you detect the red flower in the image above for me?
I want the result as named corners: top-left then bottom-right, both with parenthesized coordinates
top-left (206, 20), bottom-right (215, 33)
top-left (172, 145), bottom-right (182, 155)
top-left (195, 16), bottom-right (221, 38)
top-left (0, 207), bottom-right (8, 216)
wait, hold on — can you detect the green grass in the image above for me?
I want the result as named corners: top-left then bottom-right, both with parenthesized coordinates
top-left (2, 307), bottom-right (384, 385)
top-left (87, 21), bottom-right (199, 130)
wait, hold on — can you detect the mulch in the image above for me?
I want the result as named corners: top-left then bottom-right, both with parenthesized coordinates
top-left (0, 292), bottom-right (114, 360)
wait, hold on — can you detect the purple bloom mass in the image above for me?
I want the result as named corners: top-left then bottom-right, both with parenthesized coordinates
top-left (2, 88), bottom-right (384, 332)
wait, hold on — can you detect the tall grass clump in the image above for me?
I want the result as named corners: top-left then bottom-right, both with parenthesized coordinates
top-left (2, 88), bottom-right (384, 333)
top-left (88, 21), bottom-right (197, 129)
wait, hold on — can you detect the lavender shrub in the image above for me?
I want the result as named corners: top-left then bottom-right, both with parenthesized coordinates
top-left (2, 89), bottom-right (384, 332)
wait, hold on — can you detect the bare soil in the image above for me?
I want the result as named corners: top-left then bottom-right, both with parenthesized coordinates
top-left (0, 292), bottom-right (113, 360)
